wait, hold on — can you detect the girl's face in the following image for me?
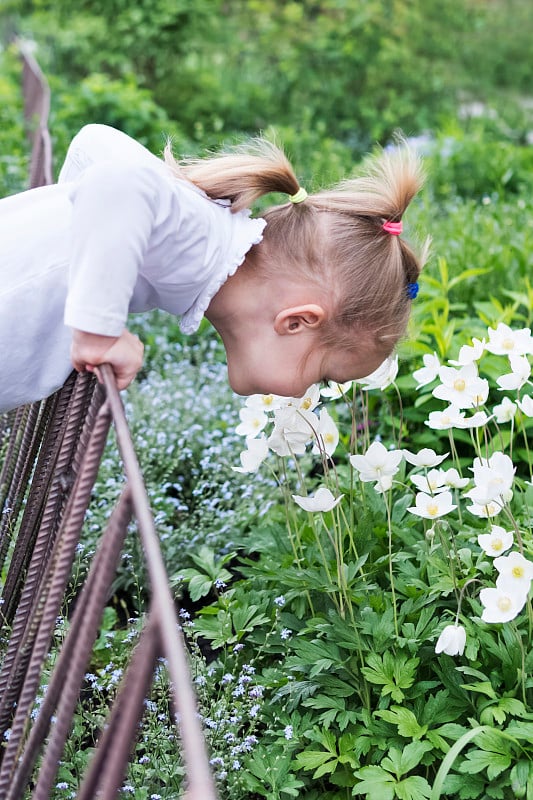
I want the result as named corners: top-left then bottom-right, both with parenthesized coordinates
top-left (226, 330), bottom-right (385, 398)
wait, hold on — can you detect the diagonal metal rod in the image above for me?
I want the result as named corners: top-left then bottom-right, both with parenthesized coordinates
top-left (100, 364), bottom-right (217, 800)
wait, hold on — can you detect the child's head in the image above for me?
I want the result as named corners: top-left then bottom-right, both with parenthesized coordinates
top-left (165, 137), bottom-right (427, 395)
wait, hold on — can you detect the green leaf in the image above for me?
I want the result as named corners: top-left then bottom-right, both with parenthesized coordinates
top-left (459, 749), bottom-right (511, 780)
top-left (376, 707), bottom-right (428, 740)
top-left (382, 742), bottom-right (434, 778)
top-left (352, 766), bottom-right (396, 799)
top-left (395, 775), bottom-right (432, 800)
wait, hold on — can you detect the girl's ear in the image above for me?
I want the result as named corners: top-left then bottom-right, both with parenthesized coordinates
top-left (273, 304), bottom-right (326, 335)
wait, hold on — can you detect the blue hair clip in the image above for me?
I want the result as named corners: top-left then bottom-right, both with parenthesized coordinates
top-left (407, 282), bottom-right (419, 300)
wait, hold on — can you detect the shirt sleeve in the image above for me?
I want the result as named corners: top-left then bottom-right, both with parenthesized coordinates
top-left (58, 123), bottom-right (165, 183)
top-left (63, 160), bottom-right (166, 336)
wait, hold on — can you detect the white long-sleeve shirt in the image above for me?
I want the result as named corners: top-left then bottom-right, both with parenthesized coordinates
top-left (0, 125), bottom-right (266, 412)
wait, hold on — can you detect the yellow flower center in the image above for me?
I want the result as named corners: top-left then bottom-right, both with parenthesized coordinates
top-left (502, 338), bottom-right (514, 351)
top-left (491, 538), bottom-right (503, 552)
top-left (497, 596), bottom-right (512, 612)
top-left (301, 397), bottom-right (312, 410)
top-left (512, 566), bottom-right (524, 579)
top-left (252, 418), bottom-right (261, 429)
top-left (324, 433), bottom-right (335, 444)
top-left (262, 394), bottom-right (274, 406)
top-left (453, 378), bottom-right (466, 392)
top-left (427, 502), bottom-right (439, 517)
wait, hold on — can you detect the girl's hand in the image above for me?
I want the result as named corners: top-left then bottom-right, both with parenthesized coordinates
top-left (70, 328), bottom-right (144, 390)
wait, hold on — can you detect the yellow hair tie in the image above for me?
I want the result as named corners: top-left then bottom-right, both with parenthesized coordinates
top-left (289, 187), bottom-right (308, 204)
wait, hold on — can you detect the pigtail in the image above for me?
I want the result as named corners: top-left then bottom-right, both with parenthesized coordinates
top-left (163, 138), bottom-right (300, 212)
top-left (313, 138), bottom-right (425, 225)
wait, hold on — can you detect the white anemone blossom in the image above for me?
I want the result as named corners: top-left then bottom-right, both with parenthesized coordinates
top-left (435, 624), bottom-right (466, 656)
top-left (289, 384), bottom-right (321, 412)
top-left (496, 354), bottom-right (531, 392)
top-left (485, 322), bottom-right (533, 357)
top-left (358, 355), bottom-right (398, 391)
top-left (453, 410), bottom-right (491, 430)
top-left (245, 393), bottom-right (286, 412)
top-left (479, 585), bottom-right (528, 623)
top-left (349, 441), bottom-right (403, 484)
top-left (518, 395), bottom-right (533, 417)
top-left (477, 525), bottom-right (514, 557)
top-left (403, 448), bottom-right (449, 468)
top-left (425, 405), bottom-right (465, 430)
top-left (493, 552), bottom-right (533, 594)
top-left (311, 408), bottom-right (340, 457)
top-left (292, 487), bottom-right (343, 513)
top-left (412, 352), bottom-right (440, 387)
top-left (465, 452), bottom-right (515, 507)
top-left (442, 468), bottom-right (469, 490)
top-left (267, 407), bottom-right (316, 456)
top-left (449, 338), bottom-right (486, 366)
top-left (233, 436), bottom-right (269, 474)
top-left (433, 363), bottom-right (489, 409)
top-left (407, 490), bottom-right (456, 519)
top-left (410, 469), bottom-right (448, 494)
top-left (492, 397), bottom-right (517, 423)
top-left (320, 380), bottom-right (353, 399)
top-left (235, 407), bottom-right (268, 437)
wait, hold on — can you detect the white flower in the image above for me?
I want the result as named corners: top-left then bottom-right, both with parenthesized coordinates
top-left (496, 355), bottom-right (531, 391)
top-left (425, 405), bottom-right (465, 430)
top-left (492, 396), bottom-right (517, 423)
top-left (453, 410), bottom-right (491, 429)
top-left (467, 500), bottom-right (502, 518)
top-left (359, 355), bottom-right (398, 391)
top-left (292, 487), bottom-right (343, 513)
top-left (245, 393), bottom-right (286, 412)
top-left (413, 352), bottom-right (440, 387)
top-left (320, 380), bottom-right (353, 399)
top-left (407, 490), bottom-right (456, 519)
top-left (268, 407), bottom-right (316, 456)
top-left (477, 525), bottom-right (514, 557)
top-left (442, 468), bottom-right (469, 490)
top-left (311, 408), bottom-right (340, 457)
top-left (466, 452), bottom-right (515, 506)
top-left (235, 407), bottom-right (268, 437)
top-left (403, 448), bottom-right (449, 468)
top-left (233, 436), bottom-right (269, 474)
top-left (373, 474), bottom-right (394, 493)
top-left (493, 551), bottom-right (533, 594)
top-left (479, 586), bottom-right (528, 623)
top-left (485, 322), bottom-right (533, 357)
top-left (433, 363), bottom-right (489, 409)
top-left (349, 441), bottom-right (403, 483)
top-left (435, 624), bottom-right (466, 656)
top-left (449, 338), bottom-right (486, 366)
top-left (410, 469), bottom-right (447, 494)
top-left (518, 395), bottom-right (533, 417)
top-left (289, 384), bottom-right (321, 412)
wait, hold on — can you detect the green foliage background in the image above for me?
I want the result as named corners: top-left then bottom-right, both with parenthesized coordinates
top-left (1, 2), bottom-right (533, 799)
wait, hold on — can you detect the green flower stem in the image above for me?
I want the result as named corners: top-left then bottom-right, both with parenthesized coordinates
top-left (381, 489), bottom-right (399, 639)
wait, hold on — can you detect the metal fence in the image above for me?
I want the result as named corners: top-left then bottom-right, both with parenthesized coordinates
top-left (0, 45), bottom-right (217, 800)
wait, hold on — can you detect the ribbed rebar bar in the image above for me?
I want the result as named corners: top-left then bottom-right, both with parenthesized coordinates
top-left (100, 364), bottom-right (217, 800)
top-left (0, 392), bottom-right (110, 795)
top-left (9, 489), bottom-right (132, 800)
top-left (76, 617), bottom-right (160, 800)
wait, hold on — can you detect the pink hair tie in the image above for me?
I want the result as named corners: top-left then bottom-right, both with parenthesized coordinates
top-left (382, 220), bottom-right (403, 235)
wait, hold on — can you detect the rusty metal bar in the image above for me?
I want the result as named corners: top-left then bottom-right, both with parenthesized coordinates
top-left (100, 364), bottom-right (218, 800)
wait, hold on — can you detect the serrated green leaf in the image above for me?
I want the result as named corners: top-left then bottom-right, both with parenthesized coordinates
top-left (395, 775), bottom-right (432, 800)
top-left (352, 766), bottom-right (396, 799)
top-left (459, 749), bottom-right (511, 780)
top-left (377, 706), bottom-right (428, 740)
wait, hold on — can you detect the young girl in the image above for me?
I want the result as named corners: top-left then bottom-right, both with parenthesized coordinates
top-left (0, 124), bottom-right (425, 413)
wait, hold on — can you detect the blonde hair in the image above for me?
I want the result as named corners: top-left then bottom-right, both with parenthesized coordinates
top-left (164, 137), bottom-right (427, 357)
